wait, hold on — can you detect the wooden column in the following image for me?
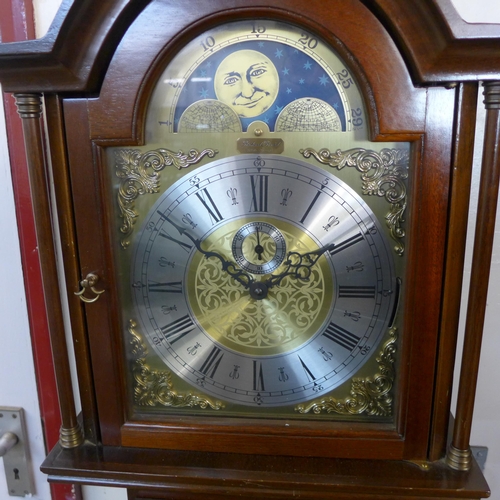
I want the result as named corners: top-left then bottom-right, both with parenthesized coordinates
top-left (14, 93), bottom-right (84, 449)
top-left (447, 82), bottom-right (500, 471)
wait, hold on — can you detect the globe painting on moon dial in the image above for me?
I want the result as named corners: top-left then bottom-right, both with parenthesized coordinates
top-left (115, 19), bottom-right (408, 421)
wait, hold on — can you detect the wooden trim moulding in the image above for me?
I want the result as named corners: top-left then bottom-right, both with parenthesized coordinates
top-left (0, 0), bottom-right (499, 92)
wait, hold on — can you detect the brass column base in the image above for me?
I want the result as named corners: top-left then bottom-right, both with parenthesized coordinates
top-left (446, 444), bottom-right (472, 471)
top-left (59, 423), bottom-right (84, 449)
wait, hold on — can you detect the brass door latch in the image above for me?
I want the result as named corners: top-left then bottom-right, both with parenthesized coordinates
top-left (75, 273), bottom-right (105, 303)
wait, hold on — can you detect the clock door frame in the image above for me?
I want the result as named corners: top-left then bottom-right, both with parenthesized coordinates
top-left (57, 0), bottom-right (452, 461)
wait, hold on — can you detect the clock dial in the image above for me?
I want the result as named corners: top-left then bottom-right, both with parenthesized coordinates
top-left (131, 155), bottom-right (396, 407)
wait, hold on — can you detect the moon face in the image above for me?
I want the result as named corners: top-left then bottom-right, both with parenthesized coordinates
top-left (214, 50), bottom-right (279, 118)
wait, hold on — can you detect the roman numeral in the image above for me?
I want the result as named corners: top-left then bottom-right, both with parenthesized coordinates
top-left (298, 356), bottom-right (317, 382)
top-left (338, 285), bottom-right (376, 299)
top-left (148, 281), bottom-right (183, 293)
top-left (158, 230), bottom-right (193, 253)
top-left (328, 233), bottom-right (364, 256)
top-left (161, 314), bottom-right (195, 344)
top-left (300, 190), bottom-right (322, 224)
top-left (323, 322), bottom-right (361, 351)
top-left (249, 175), bottom-right (269, 212)
top-left (253, 360), bottom-right (265, 391)
top-left (199, 346), bottom-right (224, 378)
top-left (196, 188), bottom-right (224, 224)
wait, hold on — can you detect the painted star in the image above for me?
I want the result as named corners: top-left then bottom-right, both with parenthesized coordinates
top-left (319, 74), bottom-right (329, 86)
top-left (258, 42), bottom-right (264, 48)
top-left (199, 70), bottom-right (207, 77)
top-left (275, 49), bottom-right (284, 59)
top-left (333, 102), bottom-right (340, 109)
top-left (299, 78), bottom-right (305, 84)
top-left (274, 105), bottom-right (284, 115)
top-left (199, 88), bottom-right (209, 98)
top-left (286, 87), bottom-right (292, 94)
top-left (282, 67), bottom-right (290, 76)
top-left (303, 60), bottom-right (312, 70)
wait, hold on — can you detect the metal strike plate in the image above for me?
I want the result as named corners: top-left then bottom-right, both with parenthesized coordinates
top-left (0, 407), bottom-right (34, 496)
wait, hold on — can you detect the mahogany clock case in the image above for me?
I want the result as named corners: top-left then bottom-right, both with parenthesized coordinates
top-left (48, 0), bottom-right (455, 462)
top-left (1, 0), bottom-right (499, 498)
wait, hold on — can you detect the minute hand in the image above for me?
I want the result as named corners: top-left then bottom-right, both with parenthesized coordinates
top-left (265, 242), bottom-right (335, 289)
top-left (163, 215), bottom-right (255, 289)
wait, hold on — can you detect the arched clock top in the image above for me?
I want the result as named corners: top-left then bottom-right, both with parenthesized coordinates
top-left (0, 0), bottom-right (499, 95)
top-left (88, 3), bottom-right (427, 144)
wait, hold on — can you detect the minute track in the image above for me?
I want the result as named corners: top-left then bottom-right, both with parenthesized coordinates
top-left (132, 154), bottom-right (397, 406)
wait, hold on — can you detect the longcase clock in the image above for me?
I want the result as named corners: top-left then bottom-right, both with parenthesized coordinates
top-left (1, 0), bottom-right (499, 499)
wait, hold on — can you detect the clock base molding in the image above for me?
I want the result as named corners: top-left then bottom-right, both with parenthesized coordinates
top-left (42, 441), bottom-right (489, 499)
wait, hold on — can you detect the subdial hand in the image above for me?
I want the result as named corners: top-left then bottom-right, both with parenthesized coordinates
top-left (255, 227), bottom-right (264, 261)
top-left (163, 215), bottom-right (255, 289)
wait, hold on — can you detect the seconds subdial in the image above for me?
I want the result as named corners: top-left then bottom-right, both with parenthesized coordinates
top-left (232, 221), bottom-right (286, 275)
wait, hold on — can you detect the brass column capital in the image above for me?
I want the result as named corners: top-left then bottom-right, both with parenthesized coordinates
top-left (14, 93), bottom-right (43, 119)
top-left (483, 82), bottom-right (500, 109)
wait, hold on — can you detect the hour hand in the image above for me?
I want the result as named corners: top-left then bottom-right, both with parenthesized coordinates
top-left (265, 242), bottom-right (335, 289)
top-left (163, 215), bottom-right (254, 289)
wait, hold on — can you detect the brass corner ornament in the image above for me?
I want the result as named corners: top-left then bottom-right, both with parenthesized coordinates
top-left (128, 320), bottom-right (224, 410)
top-left (295, 327), bottom-right (397, 416)
top-left (115, 148), bottom-right (218, 248)
top-left (300, 147), bottom-right (408, 255)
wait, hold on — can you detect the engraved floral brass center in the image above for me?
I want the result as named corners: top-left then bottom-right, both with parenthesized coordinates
top-left (187, 218), bottom-right (334, 356)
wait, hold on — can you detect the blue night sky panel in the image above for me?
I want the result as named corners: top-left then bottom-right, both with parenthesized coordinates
top-left (174, 40), bottom-right (345, 132)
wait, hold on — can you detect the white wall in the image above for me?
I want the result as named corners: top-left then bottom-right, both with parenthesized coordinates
top-left (452, 1), bottom-right (500, 23)
top-left (0, 1), bottom-right (497, 499)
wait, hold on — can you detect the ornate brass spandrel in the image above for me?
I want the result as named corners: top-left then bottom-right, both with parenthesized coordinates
top-left (294, 327), bottom-right (397, 416)
top-left (128, 320), bottom-right (224, 410)
top-left (300, 147), bottom-right (408, 255)
top-left (115, 147), bottom-right (218, 248)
